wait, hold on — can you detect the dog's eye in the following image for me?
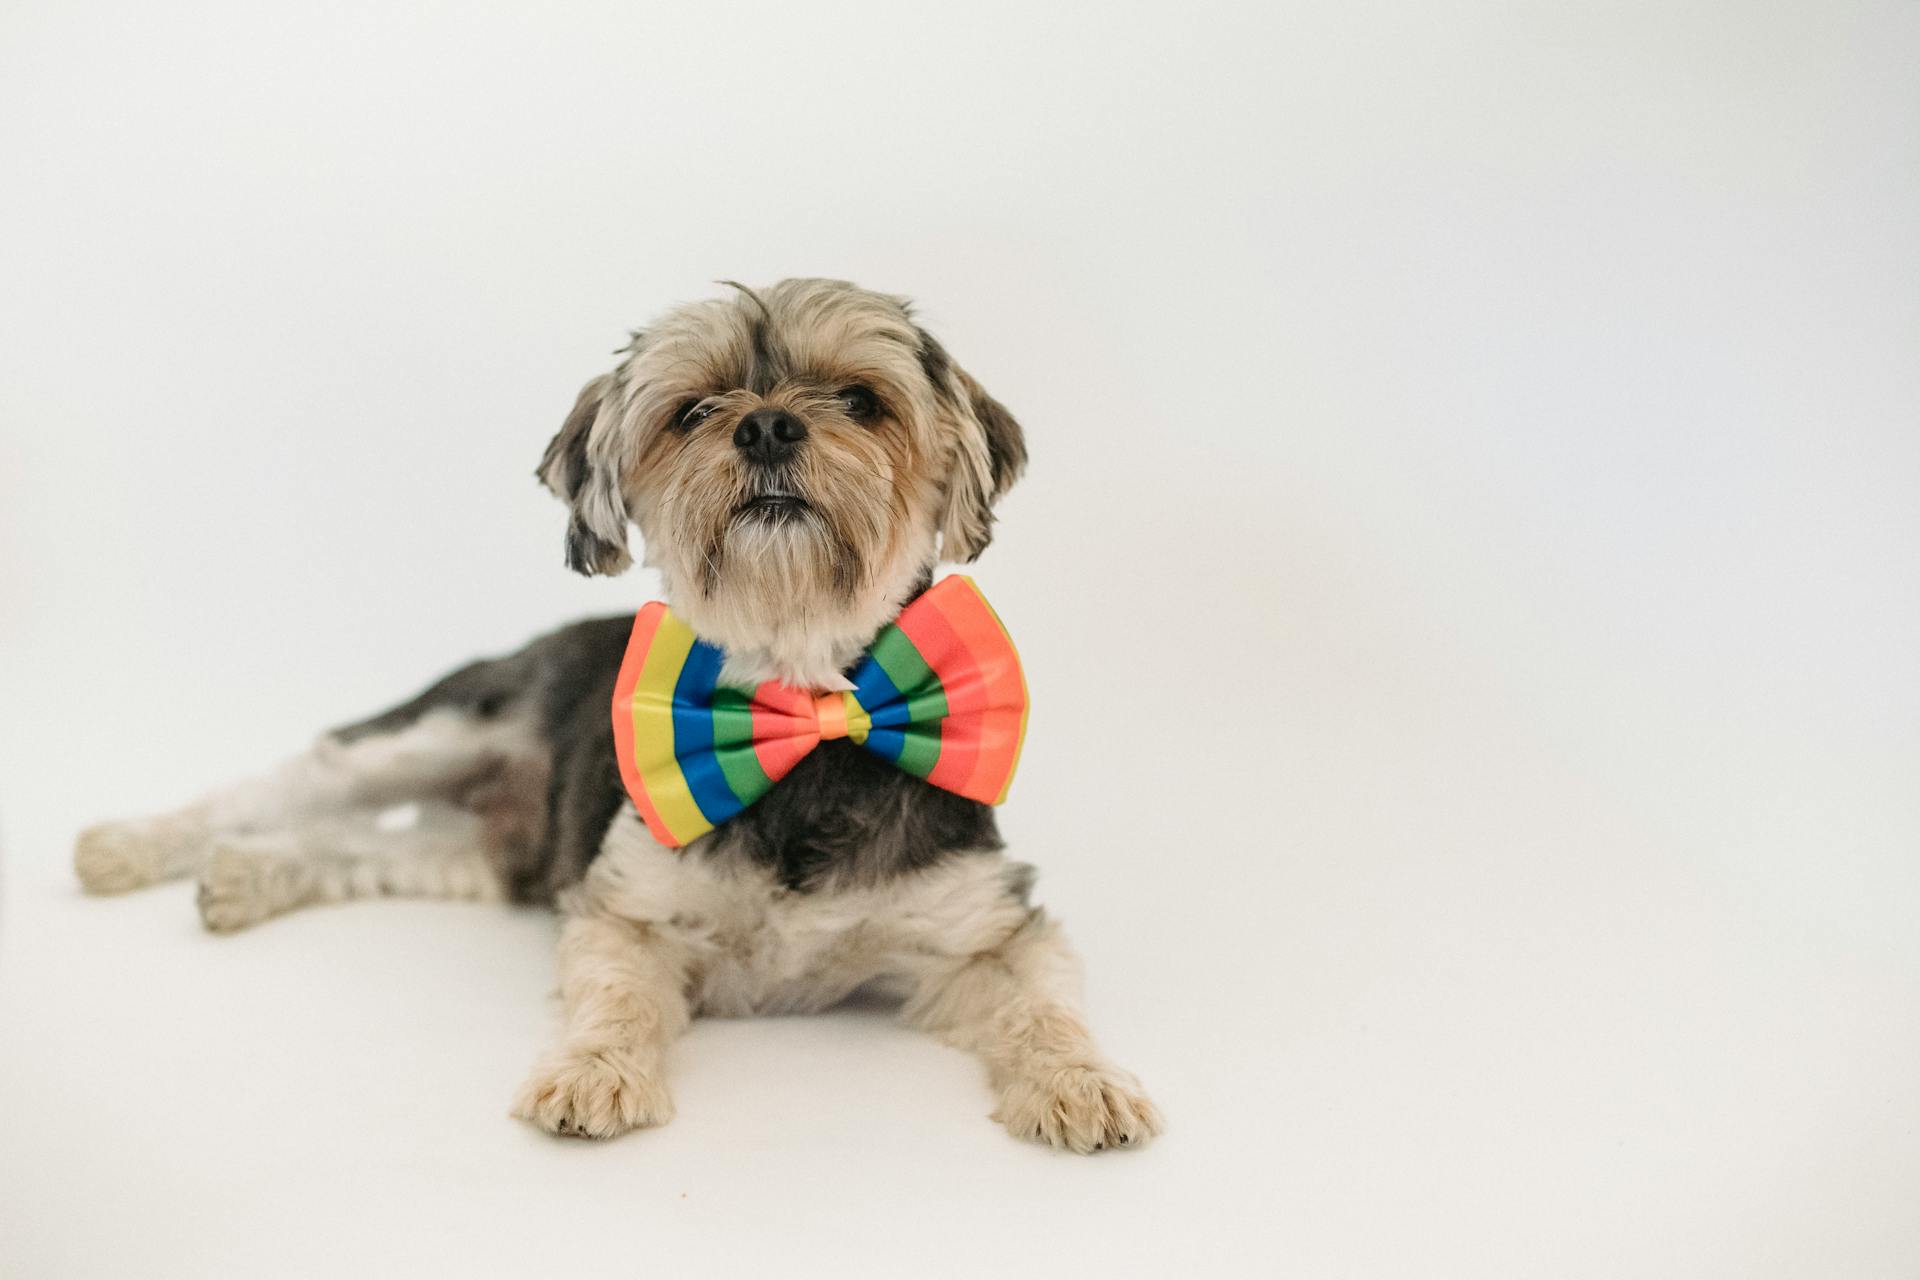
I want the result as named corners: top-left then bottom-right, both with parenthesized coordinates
top-left (837, 385), bottom-right (880, 421)
top-left (674, 399), bottom-right (715, 431)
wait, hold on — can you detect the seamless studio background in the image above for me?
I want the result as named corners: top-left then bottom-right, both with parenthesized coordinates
top-left (2, 2), bottom-right (1918, 1277)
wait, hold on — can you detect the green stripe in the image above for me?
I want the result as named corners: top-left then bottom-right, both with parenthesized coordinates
top-left (894, 726), bottom-right (943, 778)
top-left (870, 627), bottom-right (931, 695)
top-left (871, 627), bottom-right (947, 777)
top-left (872, 627), bottom-right (948, 724)
top-left (710, 687), bottom-right (772, 805)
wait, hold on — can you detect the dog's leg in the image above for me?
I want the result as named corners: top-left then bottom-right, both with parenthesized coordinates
top-left (75, 704), bottom-right (530, 895)
top-left (903, 913), bottom-right (1163, 1153)
top-left (193, 804), bottom-right (508, 933)
top-left (511, 907), bottom-right (691, 1139)
top-left (73, 806), bottom-right (222, 895)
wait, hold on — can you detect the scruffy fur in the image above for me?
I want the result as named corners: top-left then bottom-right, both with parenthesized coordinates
top-left (75, 279), bottom-right (1161, 1154)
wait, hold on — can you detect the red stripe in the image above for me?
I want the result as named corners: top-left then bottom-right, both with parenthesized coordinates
top-left (611, 605), bottom-right (675, 846)
top-left (750, 680), bottom-right (819, 782)
top-left (898, 588), bottom-right (981, 791)
top-left (927, 579), bottom-right (1026, 804)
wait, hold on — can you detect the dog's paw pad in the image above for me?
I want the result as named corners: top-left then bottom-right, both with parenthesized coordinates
top-left (511, 1048), bottom-right (673, 1139)
top-left (195, 845), bottom-right (286, 934)
top-left (994, 1064), bottom-right (1164, 1154)
top-left (74, 822), bottom-right (165, 894)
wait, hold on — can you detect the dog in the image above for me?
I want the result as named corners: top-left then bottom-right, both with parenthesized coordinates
top-left (72, 278), bottom-right (1162, 1154)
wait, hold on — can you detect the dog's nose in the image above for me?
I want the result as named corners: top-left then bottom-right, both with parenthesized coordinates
top-left (733, 409), bottom-right (807, 465)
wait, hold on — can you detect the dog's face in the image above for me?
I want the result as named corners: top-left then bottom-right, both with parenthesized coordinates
top-left (538, 279), bottom-right (1025, 683)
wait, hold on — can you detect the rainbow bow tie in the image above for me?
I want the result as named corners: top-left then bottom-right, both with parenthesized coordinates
top-left (612, 576), bottom-right (1028, 847)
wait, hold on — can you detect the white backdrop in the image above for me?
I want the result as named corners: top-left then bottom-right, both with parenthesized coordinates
top-left (3, 2), bottom-right (1918, 1276)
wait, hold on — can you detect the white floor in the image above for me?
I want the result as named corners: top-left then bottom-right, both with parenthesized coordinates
top-left (4, 3), bottom-right (1919, 1277)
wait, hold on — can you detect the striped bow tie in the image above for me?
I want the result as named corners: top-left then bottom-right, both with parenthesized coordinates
top-left (612, 576), bottom-right (1028, 847)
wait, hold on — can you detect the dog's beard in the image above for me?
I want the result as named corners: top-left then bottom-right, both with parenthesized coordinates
top-left (644, 461), bottom-right (935, 688)
top-left (701, 485), bottom-right (864, 602)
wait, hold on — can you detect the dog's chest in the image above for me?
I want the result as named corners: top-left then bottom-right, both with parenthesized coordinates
top-left (590, 808), bottom-right (1026, 1016)
top-left (709, 739), bottom-right (1003, 890)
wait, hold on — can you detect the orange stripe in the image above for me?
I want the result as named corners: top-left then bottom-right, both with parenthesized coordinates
top-left (814, 691), bottom-right (849, 740)
top-left (929, 578), bottom-right (1026, 804)
top-left (611, 605), bottom-right (675, 845)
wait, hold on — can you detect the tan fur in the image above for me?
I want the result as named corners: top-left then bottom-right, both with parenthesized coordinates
top-left (547, 278), bottom-right (1021, 687)
top-left (512, 811), bottom-right (1162, 1150)
top-left (75, 709), bottom-right (535, 923)
top-left (194, 808), bottom-right (506, 932)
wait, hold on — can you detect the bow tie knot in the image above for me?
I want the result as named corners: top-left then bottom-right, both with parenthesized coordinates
top-left (612, 577), bottom-right (1028, 847)
top-left (814, 691), bottom-right (863, 743)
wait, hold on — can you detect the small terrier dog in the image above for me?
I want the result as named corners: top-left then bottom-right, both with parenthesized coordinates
top-left (74, 279), bottom-right (1162, 1153)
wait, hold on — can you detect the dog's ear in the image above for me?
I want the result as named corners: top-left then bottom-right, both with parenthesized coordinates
top-left (536, 372), bottom-right (634, 576)
top-left (920, 332), bottom-right (1028, 563)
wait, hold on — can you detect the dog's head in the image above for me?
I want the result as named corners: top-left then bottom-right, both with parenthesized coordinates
top-left (537, 279), bottom-right (1026, 683)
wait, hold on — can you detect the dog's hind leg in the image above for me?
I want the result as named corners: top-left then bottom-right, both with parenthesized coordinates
top-left (76, 660), bottom-right (541, 895)
top-left (193, 802), bottom-right (513, 933)
top-left (73, 805), bottom-right (226, 895)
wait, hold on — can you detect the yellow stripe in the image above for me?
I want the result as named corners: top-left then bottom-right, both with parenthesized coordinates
top-left (962, 577), bottom-right (1029, 806)
top-left (842, 691), bottom-right (871, 745)
top-left (629, 610), bottom-right (710, 843)
top-left (998, 699), bottom-right (1031, 804)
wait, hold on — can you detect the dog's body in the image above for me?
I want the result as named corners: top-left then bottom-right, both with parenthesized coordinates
top-left (75, 279), bottom-right (1161, 1153)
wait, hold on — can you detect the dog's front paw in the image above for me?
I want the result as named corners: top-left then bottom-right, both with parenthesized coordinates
top-left (994, 1063), bottom-right (1163, 1154)
top-left (512, 1046), bottom-right (674, 1139)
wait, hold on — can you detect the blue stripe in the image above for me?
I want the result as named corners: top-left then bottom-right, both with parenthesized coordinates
top-left (848, 654), bottom-right (908, 759)
top-left (863, 726), bottom-right (906, 761)
top-left (848, 652), bottom-right (901, 710)
top-left (672, 639), bottom-right (745, 823)
top-left (864, 699), bottom-right (914, 729)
